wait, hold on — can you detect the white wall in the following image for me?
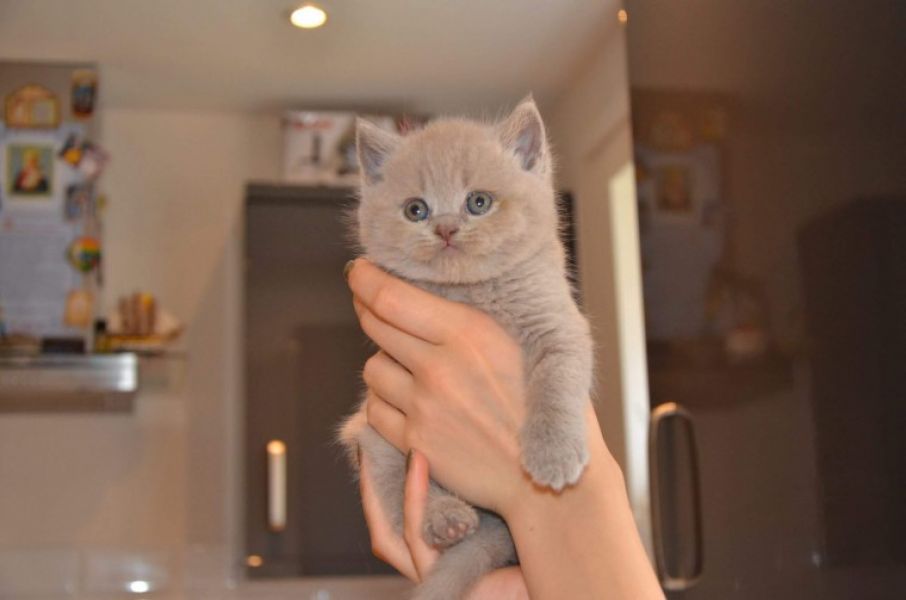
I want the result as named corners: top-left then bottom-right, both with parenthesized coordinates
top-left (102, 108), bottom-right (282, 559)
top-left (0, 109), bottom-right (282, 595)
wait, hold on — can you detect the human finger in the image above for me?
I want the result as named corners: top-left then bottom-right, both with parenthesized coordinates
top-left (402, 450), bottom-right (440, 580)
top-left (362, 351), bottom-right (415, 414)
top-left (355, 299), bottom-right (433, 373)
top-left (359, 453), bottom-right (419, 580)
top-left (348, 258), bottom-right (465, 344)
top-left (365, 390), bottom-right (408, 453)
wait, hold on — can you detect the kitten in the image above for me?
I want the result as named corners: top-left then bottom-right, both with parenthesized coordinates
top-left (339, 97), bottom-right (594, 600)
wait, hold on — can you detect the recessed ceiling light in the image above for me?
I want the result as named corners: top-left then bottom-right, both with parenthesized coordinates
top-left (127, 581), bottom-right (151, 594)
top-left (290, 4), bottom-right (327, 29)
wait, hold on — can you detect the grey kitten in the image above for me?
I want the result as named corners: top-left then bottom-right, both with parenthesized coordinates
top-left (339, 97), bottom-right (594, 600)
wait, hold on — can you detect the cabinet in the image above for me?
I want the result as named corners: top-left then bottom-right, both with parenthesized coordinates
top-left (243, 184), bottom-right (393, 577)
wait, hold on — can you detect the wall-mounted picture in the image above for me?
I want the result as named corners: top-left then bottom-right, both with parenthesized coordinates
top-left (6, 143), bottom-right (54, 197)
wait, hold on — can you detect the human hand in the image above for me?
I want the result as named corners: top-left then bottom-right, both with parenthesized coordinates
top-left (349, 259), bottom-right (662, 600)
top-left (347, 258), bottom-right (530, 516)
top-left (360, 448), bottom-right (528, 600)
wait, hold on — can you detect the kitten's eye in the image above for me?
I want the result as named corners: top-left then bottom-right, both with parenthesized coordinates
top-left (403, 198), bottom-right (430, 222)
top-left (465, 191), bottom-right (494, 216)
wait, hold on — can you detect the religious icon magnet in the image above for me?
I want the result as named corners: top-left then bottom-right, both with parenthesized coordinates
top-left (6, 143), bottom-right (54, 198)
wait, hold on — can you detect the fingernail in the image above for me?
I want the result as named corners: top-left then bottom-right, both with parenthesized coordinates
top-left (405, 449), bottom-right (414, 471)
top-left (343, 259), bottom-right (356, 281)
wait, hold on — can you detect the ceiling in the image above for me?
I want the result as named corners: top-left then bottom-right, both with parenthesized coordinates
top-left (0, 0), bottom-right (616, 115)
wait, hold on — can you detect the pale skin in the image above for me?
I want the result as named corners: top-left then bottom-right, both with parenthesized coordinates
top-left (348, 258), bottom-right (665, 600)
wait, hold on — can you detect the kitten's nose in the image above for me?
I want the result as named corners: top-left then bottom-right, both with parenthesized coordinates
top-left (434, 223), bottom-right (460, 242)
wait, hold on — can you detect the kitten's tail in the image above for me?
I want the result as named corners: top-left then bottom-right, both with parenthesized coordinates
top-left (336, 403), bottom-right (367, 470)
top-left (413, 511), bottom-right (516, 600)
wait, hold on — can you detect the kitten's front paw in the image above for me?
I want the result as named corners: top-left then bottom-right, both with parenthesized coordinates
top-left (520, 420), bottom-right (589, 491)
top-left (422, 496), bottom-right (479, 550)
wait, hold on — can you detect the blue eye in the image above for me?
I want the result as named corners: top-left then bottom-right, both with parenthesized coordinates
top-left (465, 191), bottom-right (494, 216)
top-left (403, 198), bottom-right (430, 222)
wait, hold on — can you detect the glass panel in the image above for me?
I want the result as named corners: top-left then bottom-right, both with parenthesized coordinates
top-left (244, 189), bottom-right (394, 577)
top-left (626, 1), bottom-right (906, 597)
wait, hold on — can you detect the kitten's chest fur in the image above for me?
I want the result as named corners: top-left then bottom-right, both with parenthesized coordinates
top-left (420, 276), bottom-right (538, 336)
top-left (382, 245), bottom-right (580, 357)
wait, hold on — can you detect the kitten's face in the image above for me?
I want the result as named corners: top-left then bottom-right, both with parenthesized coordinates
top-left (356, 99), bottom-right (558, 284)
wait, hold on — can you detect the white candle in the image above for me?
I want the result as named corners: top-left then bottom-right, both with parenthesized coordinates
top-left (267, 440), bottom-right (287, 532)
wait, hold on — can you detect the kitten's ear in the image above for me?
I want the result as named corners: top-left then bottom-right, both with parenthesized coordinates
top-left (498, 95), bottom-right (548, 175)
top-left (356, 117), bottom-right (401, 185)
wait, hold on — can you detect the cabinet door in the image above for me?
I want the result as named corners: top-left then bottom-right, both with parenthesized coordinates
top-left (243, 185), bottom-right (394, 577)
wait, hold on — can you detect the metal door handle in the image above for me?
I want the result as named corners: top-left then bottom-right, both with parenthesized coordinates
top-left (649, 402), bottom-right (703, 591)
top-left (267, 439), bottom-right (287, 532)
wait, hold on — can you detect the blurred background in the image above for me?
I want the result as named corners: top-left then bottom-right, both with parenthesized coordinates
top-left (0, 1), bottom-right (903, 598)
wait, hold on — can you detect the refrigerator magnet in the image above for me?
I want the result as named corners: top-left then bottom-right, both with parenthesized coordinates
top-left (78, 142), bottom-right (109, 180)
top-left (63, 289), bottom-right (94, 328)
top-left (66, 236), bottom-right (101, 273)
top-left (71, 69), bottom-right (98, 119)
top-left (58, 132), bottom-right (85, 166)
top-left (64, 182), bottom-right (93, 221)
top-left (4, 84), bottom-right (60, 129)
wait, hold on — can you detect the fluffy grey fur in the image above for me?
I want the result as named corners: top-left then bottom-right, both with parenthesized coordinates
top-left (339, 97), bottom-right (594, 600)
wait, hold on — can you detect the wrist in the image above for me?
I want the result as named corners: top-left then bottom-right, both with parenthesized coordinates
top-left (499, 429), bottom-right (624, 526)
top-left (493, 408), bottom-right (664, 600)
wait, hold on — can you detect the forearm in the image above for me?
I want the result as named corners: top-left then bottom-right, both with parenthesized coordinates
top-left (502, 412), bottom-right (664, 600)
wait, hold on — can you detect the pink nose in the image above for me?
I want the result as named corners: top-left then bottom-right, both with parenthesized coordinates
top-left (434, 224), bottom-right (459, 242)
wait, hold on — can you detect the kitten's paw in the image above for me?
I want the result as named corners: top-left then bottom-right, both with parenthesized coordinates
top-left (422, 496), bottom-right (479, 550)
top-left (520, 422), bottom-right (589, 491)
